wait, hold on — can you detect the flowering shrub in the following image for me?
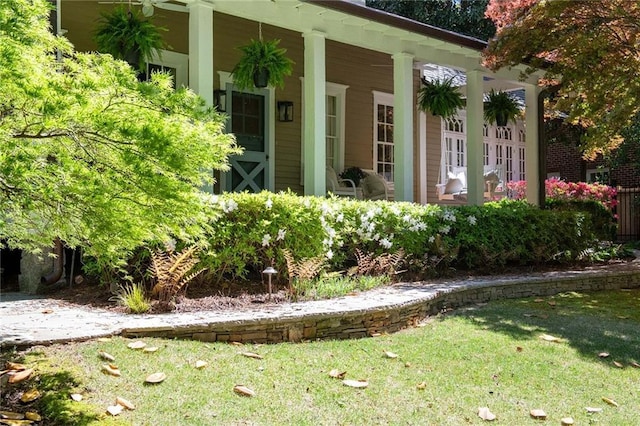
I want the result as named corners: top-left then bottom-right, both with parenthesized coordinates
top-left (507, 178), bottom-right (618, 210)
top-left (101, 192), bottom-right (610, 287)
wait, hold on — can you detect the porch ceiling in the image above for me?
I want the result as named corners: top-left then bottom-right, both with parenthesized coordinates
top-left (192, 0), bottom-right (541, 87)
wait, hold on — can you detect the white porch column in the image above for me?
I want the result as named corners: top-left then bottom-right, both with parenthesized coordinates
top-left (188, 2), bottom-right (214, 105)
top-left (525, 84), bottom-right (541, 205)
top-left (303, 31), bottom-right (327, 196)
top-left (418, 110), bottom-right (427, 204)
top-left (466, 70), bottom-right (484, 205)
top-left (392, 52), bottom-right (414, 202)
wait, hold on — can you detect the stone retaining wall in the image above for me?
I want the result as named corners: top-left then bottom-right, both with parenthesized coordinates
top-left (122, 267), bottom-right (640, 344)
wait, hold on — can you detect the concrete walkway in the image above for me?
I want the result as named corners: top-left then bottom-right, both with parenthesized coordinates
top-left (2, 261), bottom-right (639, 348)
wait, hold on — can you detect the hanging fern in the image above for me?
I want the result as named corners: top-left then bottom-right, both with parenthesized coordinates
top-left (417, 77), bottom-right (465, 118)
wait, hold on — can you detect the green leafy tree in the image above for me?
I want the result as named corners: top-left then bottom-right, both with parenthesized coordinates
top-left (366, 0), bottom-right (496, 41)
top-left (0, 0), bottom-right (241, 266)
top-left (484, 0), bottom-right (640, 158)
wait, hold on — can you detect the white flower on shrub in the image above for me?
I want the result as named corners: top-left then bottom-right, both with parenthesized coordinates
top-left (221, 199), bottom-right (238, 213)
top-left (265, 198), bottom-right (273, 209)
top-left (303, 198), bottom-right (311, 208)
top-left (200, 193), bottom-right (219, 205)
top-left (277, 229), bottom-right (286, 241)
top-left (261, 234), bottom-right (271, 247)
top-left (443, 209), bottom-right (456, 222)
top-left (428, 236), bottom-right (435, 243)
top-left (326, 249), bottom-right (334, 260)
top-left (320, 202), bottom-right (332, 215)
top-left (467, 215), bottom-right (477, 225)
top-left (439, 225), bottom-right (451, 234)
top-left (373, 233), bottom-right (380, 241)
top-left (379, 238), bottom-right (393, 249)
top-left (336, 213), bottom-right (344, 222)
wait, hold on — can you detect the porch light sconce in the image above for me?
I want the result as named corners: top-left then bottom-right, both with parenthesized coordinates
top-left (277, 101), bottom-right (294, 122)
top-left (214, 89), bottom-right (226, 112)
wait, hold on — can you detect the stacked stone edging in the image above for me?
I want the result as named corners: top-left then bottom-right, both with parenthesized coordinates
top-left (122, 264), bottom-right (640, 344)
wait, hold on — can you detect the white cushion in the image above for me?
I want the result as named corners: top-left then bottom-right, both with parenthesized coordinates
top-left (448, 171), bottom-right (466, 189)
top-left (444, 177), bottom-right (464, 194)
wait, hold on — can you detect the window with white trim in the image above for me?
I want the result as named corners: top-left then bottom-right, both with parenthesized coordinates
top-left (325, 83), bottom-right (349, 171)
top-left (586, 168), bottom-right (610, 184)
top-left (441, 114), bottom-right (467, 185)
top-left (373, 91), bottom-right (394, 182)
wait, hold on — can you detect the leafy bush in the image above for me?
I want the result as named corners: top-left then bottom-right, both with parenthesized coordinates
top-left (91, 192), bottom-right (612, 289)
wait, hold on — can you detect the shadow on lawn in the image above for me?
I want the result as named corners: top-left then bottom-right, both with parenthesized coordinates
top-left (457, 288), bottom-right (640, 366)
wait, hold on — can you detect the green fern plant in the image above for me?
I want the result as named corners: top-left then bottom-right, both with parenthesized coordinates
top-left (484, 89), bottom-right (520, 126)
top-left (150, 245), bottom-right (205, 309)
top-left (417, 77), bottom-right (465, 118)
top-left (93, 6), bottom-right (166, 72)
top-left (231, 38), bottom-right (294, 90)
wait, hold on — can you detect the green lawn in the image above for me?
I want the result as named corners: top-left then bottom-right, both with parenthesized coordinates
top-left (3, 289), bottom-right (640, 425)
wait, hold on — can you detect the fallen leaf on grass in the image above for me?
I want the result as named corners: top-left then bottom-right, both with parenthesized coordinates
top-left (328, 369), bottom-right (346, 379)
top-left (5, 362), bottom-right (26, 371)
top-left (233, 385), bottom-right (256, 397)
top-left (96, 338), bottom-right (111, 343)
top-left (0, 411), bottom-right (24, 420)
top-left (586, 407), bottom-right (603, 413)
top-left (98, 351), bottom-right (115, 362)
top-left (516, 346), bottom-right (523, 352)
top-left (602, 397), bottom-right (619, 407)
top-left (547, 301), bottom-right (557, 307)
top-left (0, 420), bottom-right (34, 425)
top-left (145, 372), bottom-right (166, 383)
top-left (116, 397), bottom-right (135, 410)
top-left (24, 412), bottom-right (41, 422)
top-left (383, 351), bottom-right (398, 359)
top-left (631, 361), bottom-right (640, 368)
top-left (230, 341), bottom-right (243, 346)
top-left (530, 409), bottom-right (546, 419)
top-left (342, 379), bottom-right (368, 388)
top-left (106, 404), bottom-right (123, 416)
top-left (416, 381), bottom-right (427, 390)
top-left (598, 352), bottom-right (610, 358)
top-left (20, 388), bottom-right (41, 403)
top-left (540, 334), bottom-right (561, 343)
top-left (70, 393), bottom-right (83, 401)
top-left (8, 368), bottom-right (33, 384)
top-left (241, 352), bottom-right (263, 360)
top-left (560, 417), bottom-right (574, 425)
top-left (143, 347), bottom-right (158, 353)
top-left (102, 364), bottom-right (121, 377)
top-left (613, 361), bottom-right (624, 368)
top-left (477, 407), bottom-right (496, 421)
top-left (195, 360), bottom-right (208, 369)
top-left (127, 341), bottom-right (146, 350)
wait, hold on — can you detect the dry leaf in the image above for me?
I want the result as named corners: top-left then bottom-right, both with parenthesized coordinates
top-left (127, 341), bottom-right (146, 350)
top-left (145, 372), bottom-right (166, 383)
top-left (534, 298), bottom-right (544, 302)
top-left (230, 341), bottom-right (243, 346)
top-left (233, 385), bottom-right (256, 397)
top-left (547, 301), bottom-right (557, 306)
top-left (41, 309), bottom-right (53, 314)
top-left (631, 361), bottom-right (640, 368)
top-left (102, 364), bottom-right (121, 377)
top-left (5, 362), bottom-right (26, 371)
top-left (613, 361), bottom-right (624, 368)
top-left (24, 412), bottom-right (41, 422)
top-left (586, 407), bottom-right (603, 413)
top-left (342, 379), bottom-right (368, 388)
top-left (0, 420), bottom-right (33, 425)
top-left (383, 351), bottom-right (398, 359)
top-left (516, 346), bottom-right (523, 352)
top-left (598, 352), bottom-right (610, 358)
top-left (478, 407), bottom-right (496, 421)
top-left (0, 411), bottom-right (24, 420)
top-left (405, 362), bottom-right (411, 368)
top-left (98, 351), bottom-right (115, 362)
top-left (328, 369), bottom-right (346, 379)
top-left (116, 397), bottom-right (135, 410)
top-left (143, 347), bottom-right (158, 353)
top-left (560, 417), bottom-right (574, 425)
top-left (602, 397), bottom-right (619, 407)
top-left (416, 381), bottom-right (427, 390)
top-left (20, 388), bottom-right (41, 403)
top-left (530, 409), bottom-right (546, 419)
top-left (241, 352), bottom-right (263, 359)
top-left (70, 393), bottom-right (83, 402)
top-left (195, 360), bottom-right (208, 369)
top-left (540, 334), bottom-right (561, 343)
top-left (8, 368), bottom-right (33, 384)
top-left (106, 404), bottom-right (123, 416)
top-left (96, 337), bottom-right (111, 342)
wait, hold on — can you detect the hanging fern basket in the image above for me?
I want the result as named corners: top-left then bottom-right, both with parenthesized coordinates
top-left (253, 68), bottom-right (270, 88)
